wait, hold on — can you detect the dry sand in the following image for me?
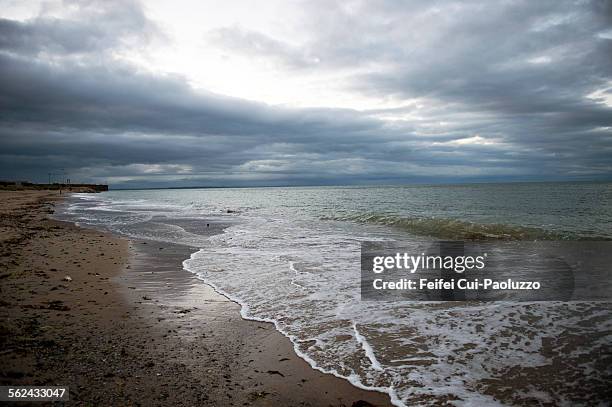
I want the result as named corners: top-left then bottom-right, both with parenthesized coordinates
top-left (0, 190), bottom-right (392, 406)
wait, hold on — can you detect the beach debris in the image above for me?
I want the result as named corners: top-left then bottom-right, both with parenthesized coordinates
top-left (248, 391), bottom-right (269, 401)
top-left (45, 300), bottom-right (70, 311)
top-left (62, 275), bottom-right (72, 282)
top-left (142, 295), bottom-right (152, 300)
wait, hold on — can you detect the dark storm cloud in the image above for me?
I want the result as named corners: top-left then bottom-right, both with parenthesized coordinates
top-left (0, 51), bottom-right (407, 184)
top-left (1, 0), bottom-right (611, 187)
top-left (293, 0), bottom-right (612, 145)
top-left (0, 53), bottom-right (388, 146)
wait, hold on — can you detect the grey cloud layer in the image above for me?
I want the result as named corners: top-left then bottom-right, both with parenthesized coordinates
top-left (1, 0), bottom-right (611, 187)
top-left (0, 0), bottom-right (159, 55)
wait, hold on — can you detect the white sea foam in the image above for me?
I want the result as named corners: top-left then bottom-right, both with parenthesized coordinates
top-left (180, 217), bottom-right (607, 405)
top-left (353, 323), bottom-right (384, 371)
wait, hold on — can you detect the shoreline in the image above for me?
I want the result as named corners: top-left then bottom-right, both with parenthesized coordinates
top-left (0, 190), bottom-right (392, 406)
top-left (181, 250), bottom-right (404, 406)
top-left (181, 251), bottom-right (404, 405)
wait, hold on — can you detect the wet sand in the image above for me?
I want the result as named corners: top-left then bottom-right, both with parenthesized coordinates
top-left (0, 190), bottom-right (392, 406)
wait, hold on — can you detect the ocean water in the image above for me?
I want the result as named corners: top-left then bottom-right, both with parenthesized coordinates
top-left (57, 182), bottom-right (612, 406)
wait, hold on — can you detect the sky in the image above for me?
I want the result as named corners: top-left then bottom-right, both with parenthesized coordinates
top-left (0, 0), bottom-right (611, 188)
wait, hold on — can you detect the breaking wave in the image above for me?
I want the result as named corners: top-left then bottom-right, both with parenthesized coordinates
top-left (322, 212), bottom-right (608, 241)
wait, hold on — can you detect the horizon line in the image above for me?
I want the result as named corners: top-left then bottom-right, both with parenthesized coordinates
top-left (107, 178), bottom-right (612, 191)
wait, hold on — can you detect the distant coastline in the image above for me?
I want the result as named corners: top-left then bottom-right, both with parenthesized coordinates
top-left (0, 181), bottom-right (107, 193)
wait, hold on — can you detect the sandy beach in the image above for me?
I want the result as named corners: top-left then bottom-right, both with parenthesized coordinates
top-left (0, 190), bottom-right (391, 406)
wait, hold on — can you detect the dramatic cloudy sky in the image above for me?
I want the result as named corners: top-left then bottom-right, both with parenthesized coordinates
top-left (1, 0), bottom-right (611, 187)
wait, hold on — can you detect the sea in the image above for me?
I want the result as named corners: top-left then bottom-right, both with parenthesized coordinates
top-left (56, 182), bottom-right (612, 406)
